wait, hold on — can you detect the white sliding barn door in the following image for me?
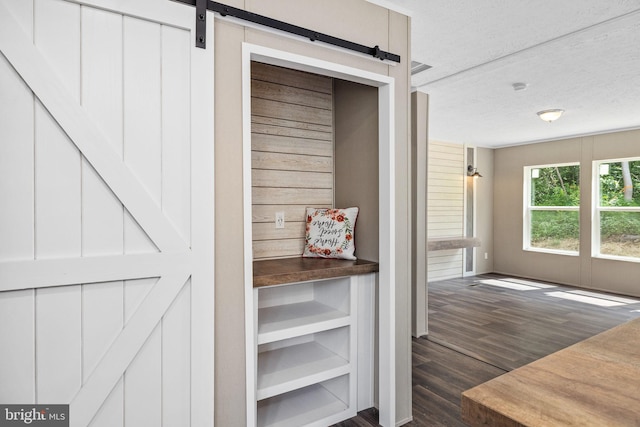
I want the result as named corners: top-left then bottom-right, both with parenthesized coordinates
top-left (0, 0), bottom-right (215, 426)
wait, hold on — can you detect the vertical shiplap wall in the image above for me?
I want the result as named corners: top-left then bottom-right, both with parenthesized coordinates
top-left (251, 62), bottom-right (334, 259)
top-left (427, 141), bottom-right (464, 280)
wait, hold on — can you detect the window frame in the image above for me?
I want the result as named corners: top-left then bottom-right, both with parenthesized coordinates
top-left (592, 157), bottom-right (640, 263)
top-left (523, 162), bottom-right (580, 256)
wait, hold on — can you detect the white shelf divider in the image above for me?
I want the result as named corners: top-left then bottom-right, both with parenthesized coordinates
top-left (257, 382), bottom-right (351, 427)
top-left (257, 300), bottom-right (349, 344)
top-left (257, 340), bottom-right (350, 400)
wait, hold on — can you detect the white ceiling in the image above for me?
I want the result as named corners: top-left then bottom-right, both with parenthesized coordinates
top-left (369, 0), bottom-right (640, 148)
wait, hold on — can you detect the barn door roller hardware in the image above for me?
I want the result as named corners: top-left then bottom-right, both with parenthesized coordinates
top-left (172, 0), bottom-right (401, 63)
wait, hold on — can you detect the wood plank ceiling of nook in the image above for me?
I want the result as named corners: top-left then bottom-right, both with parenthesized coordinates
top-left (368, 0), bottom-right (640, 147)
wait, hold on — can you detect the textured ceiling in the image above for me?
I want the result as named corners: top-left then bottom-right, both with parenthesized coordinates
top-left (369, 0), bottom-right (640, 147)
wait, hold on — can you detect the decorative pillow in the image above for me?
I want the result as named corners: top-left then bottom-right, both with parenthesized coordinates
top-left (303, 207), bottom-right (359, 260)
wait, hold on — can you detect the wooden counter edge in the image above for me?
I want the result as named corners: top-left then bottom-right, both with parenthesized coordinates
top-left (253, 257), bottom-right (379, 287)
top-left (462, 389), bottom-right (525, 427)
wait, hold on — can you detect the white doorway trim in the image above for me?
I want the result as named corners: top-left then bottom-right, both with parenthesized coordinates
top-left (240, 43), bottom-right (396, 427)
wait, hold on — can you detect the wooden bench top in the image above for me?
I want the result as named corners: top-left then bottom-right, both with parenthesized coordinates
top-left (253, 257), bottom-right (379, 288)
top-left (461, 317), bottom-right (640, 427)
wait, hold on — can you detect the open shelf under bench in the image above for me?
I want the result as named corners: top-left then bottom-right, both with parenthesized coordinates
top-left (253, 257), bottom-right (379, 288)
top-left (257, 382), bottom-right (350, 427)
top-left (257, 340), bottom-right (350, 400)
top-left (257, 300), bottom-right (350, 344)
top-left (251, 257), bottom-right (378, 426)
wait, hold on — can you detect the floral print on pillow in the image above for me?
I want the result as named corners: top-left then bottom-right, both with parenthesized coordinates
top-left (303, 207), bottom-right (359, 260)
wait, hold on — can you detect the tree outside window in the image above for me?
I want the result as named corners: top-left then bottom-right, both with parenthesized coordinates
top-left (524, 163), bottom-right (580, 254)
top-left (594, 158), bottom-right (640, 260)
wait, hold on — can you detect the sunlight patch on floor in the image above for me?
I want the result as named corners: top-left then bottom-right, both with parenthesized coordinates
top-left (477, 278), bottom-right (557, 291)
top-left (569, 290), bottom-right (639, 305)
top-left (477, 279), bottom-right (540, 291)
top-left (502, 278), bottom-right (556, 289)
top-left (545, 291), bottom-right (627, 307)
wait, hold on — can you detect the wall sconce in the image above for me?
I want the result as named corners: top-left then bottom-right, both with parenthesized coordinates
top-left (537, 109), bottom-right (564, 122)
top-left (467, 165), bottom-right (482, 178)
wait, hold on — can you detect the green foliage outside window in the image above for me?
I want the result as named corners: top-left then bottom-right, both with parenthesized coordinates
top-left (599, 161), bottom-right (640, 207)
top-left (531, 165), bottom-right (580, 207)
top-left (526, 160), bottom-right (640, 258)
top-left (531, 211), bottom-right (579, 240)
top-left (529, 165), bottom-right (580, 251)
top-left (600, 211), bottom-right (640, 238)
top-left (597, 160), bottom-right (640, 258)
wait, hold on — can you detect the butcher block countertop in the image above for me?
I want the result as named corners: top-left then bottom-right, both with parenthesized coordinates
top-left (462, 317), bottom-right (640, 427)
top-left (253, 257), bottom-right (379, 288)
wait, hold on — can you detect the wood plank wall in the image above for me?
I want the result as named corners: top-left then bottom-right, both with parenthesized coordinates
top-left (251, 62), bottom-right (334, 259)
top-left (428, 141), bottom-right (464, 280)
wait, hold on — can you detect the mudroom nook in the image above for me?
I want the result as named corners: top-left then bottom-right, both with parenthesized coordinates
top-left (242, 45), bottom-right (397, 426)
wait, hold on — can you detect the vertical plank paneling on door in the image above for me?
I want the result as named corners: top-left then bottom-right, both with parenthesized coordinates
top-left (123, 16), bottom-right (162, 254)
top-left (33, 0), bottom-right (82, 404)
top-left (0, 53), bottom-right (34, 261)
top-left (80, 10), bottom-right (125, 412)
top-left (81, 5), bottom-right (125, 254)
top-left (122, 16), bottom-right (164, 423)
top-left (0, 290), bottom-right (35, 403)
top-left (34, 0), bottom-right (81, 258)
top-left (124, 326), bottom-right (162, 427)
top-left (123, 16), bottom-right (162, 201)
top-left (81, 7), bottom-right (124, 151)
top-left (122, 14), bottom-right (161, 326)
top-left (162, 282), bottom-right (191, 427)
top-left (0, 0), bottom-right (34, 261)
top-left (161, 24), bottom-right (191, 243)
top-left (1, 0), bottom-right (35, 260)
top-left (81, 283), bottom-right (124, 424)
top-left (36, 286), bottom-right (82, 403)
top-left (122, 14), bottom-right (162, 328)
top-left (160, 25), bottom-right (191, 425)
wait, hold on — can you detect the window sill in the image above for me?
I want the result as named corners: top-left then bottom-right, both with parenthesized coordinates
top-left (592, 254), bottom-right (640, 264)
top-left (523, 247), bottom-right (579, 257)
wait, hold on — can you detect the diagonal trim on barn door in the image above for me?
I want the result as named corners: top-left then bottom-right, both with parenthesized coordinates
top-left (0, 4), bottom-right (189, 254)
top-left (69, 269), bottom-right (191, 427)
top-left (0, 253), bottom-right (191, 292)
top-left (0, 2), bottom-right (214, 426)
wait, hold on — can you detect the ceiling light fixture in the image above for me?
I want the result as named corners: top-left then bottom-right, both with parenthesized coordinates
top-left (537, 109), bottom-right (564, 123)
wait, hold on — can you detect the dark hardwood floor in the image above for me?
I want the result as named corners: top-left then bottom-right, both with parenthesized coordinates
top-left (335, 273), bottom-right (640, 426)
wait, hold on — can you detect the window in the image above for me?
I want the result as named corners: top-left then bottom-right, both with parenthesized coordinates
top-left (524, 163), bottom-right (580, 254)
top-left (593, 158), bottom-right (640, 261)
